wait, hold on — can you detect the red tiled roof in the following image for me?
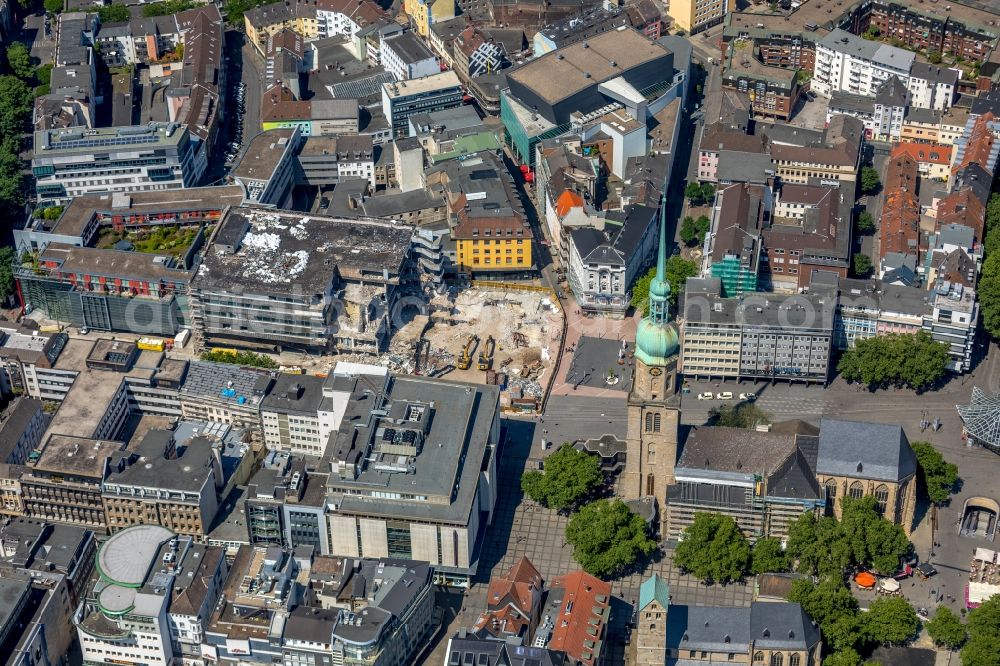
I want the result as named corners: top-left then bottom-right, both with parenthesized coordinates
top-left (954, 112), bottom-right (996, 174)
top-left (556, 190), bottom-right (585, 218)
top-left (474, 556), bottom-right (543, 641)
top-left (891, 142), bottom-right (951, 165)
top-left (546, 570), bottom-right (611, 666)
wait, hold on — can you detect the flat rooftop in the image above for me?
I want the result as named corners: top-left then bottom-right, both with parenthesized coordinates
top-left (326, 375), bottom-right (500, 525)
top-left (233, 129), bottom-right (297, 183)
top-left (507, 26), bottom-right (669, 105)
top-left (32, 434), bottom-right (124, 479)
top-left (39, 243), bottom-right (193, 283)
top-left (46, 365), bottom-right (126, 438)
top-left (195, 207), bottom-right (413, 295)
top-left (34, 123), bottom-right (188, 156)
top-left (44, 185), bottom-right (245, 239)
top-left (106, 428), bottom-right (216, 493)
top-left (382, 70), bottom-right (462, 99)
top-left (53, 337), bottom-right (96, 372)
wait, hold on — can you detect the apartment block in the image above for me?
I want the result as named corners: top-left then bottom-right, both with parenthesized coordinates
top-left (32, 123), bottom-right (203, 203)
top-left (681, 277), bottom-right (836, 383)
top-left (0, 398), bottom-right (49, 465)
top-left (295, 134), bottom-right (376, 187)
top-left (303, 555), bottom-right (437, 666)
top-left (74, 526), bottom-right (227, 666)
top-left (244, 454), bottom-right (329, 554)
top-left (102, 424), bottom-right (227, 538)
top-left (667, 0), bottom-right (736, 34)
top-left (232, 128), bottom-right (301, 207)
top-left (381, 71), bottom-right (464, 137)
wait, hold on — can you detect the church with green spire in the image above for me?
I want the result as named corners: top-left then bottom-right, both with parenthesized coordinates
top-left (623, 185), bottom-right (681, 519)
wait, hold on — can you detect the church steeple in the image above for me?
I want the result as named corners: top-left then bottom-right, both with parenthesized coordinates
top-left (634, 177), bottom-right (679, 368)
top-left (647, 187), bottom-right (671, 326)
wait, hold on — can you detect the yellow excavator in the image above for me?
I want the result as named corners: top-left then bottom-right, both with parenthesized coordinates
top-left (478, 335), bottom-right (495, 371)
top-left (457, 334), bottom-right (479, 370)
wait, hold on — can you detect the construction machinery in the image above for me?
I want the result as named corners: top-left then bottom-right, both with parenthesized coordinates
top-left (478, 335), bottom-right (495, 371)
top-left (457, 335), bottom-right (479, 370)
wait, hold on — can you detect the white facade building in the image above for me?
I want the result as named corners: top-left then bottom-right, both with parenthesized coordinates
top-left (908, 62), bottom-right (958, 111)
top-left (813, 29), bottom-right (914, 99)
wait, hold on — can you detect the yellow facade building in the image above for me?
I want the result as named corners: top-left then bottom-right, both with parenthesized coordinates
top-left (403, 0), bottom-right (455, 38)
top-left (666, 0), bottom-right (735, 34)
top-left (453, 218), bottom-right (532, 274)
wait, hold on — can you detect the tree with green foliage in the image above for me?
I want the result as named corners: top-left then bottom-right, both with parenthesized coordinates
top-left (790, 577), bottom-right (863, 652)
top-left (708, 402), bottom-right (770, 429)
top-left (200, 349), bottom-right (279, 368)
top-left (98, 4), bottom-right (132, 22)
top-left (857, 211), bottom-right (875, 235)
top-left (0, 75), bottom-right (33, 137)
top-left (224, 0), bottom-right (272, 24)
top-left (0, 247), bottom-right (15, 304)
top-left (861, 166), bottom-right (881, 195)
top-left (986, 226), bottom-right (1000, 257)
top-left (840, 495), bottom-right (911, 574)
top-left (680, 215), bottom-right (711, 246)
top-left (700, 183), bottom-right (715, 204)
top-left (928, 51), bottom-right (943, 64)
top-left (787, 496), bottom-right (910, 576)
top-left (787, 513), bottom-right (853, 577)
top-left (520, 444), bottom-right (603, 511)
top-left (565, 499), bottom-right (656, 578)
top-left (981, 251), bottom-right (1000, 339)
top-left (674, 512), bottom-right (751, 583)
top-left (665, 256), bottom-right (697, 307)
top-left (865, 597), bottom-right (919, 646)
top-left (853, 252), bottom-right (873, 278)
top-left (33, 205), bottom-right (64, 221)
top-left (911, 442), bottom-right (958, 505)
top-left (0, 76), bottom-right (33, 216)
top-left (961, 595), bottom-right (1000, 666)
top-left (837, 331), bottom-right (950, 392)
top-left (6, 42), bottom-right (34, 81)
top-left (685, 182), bottom-right (706, 205)
top-left (925, 606), bottom-right (966, 650)
top-left (631, 266), bottom-right (655, 314)
top-left (630, 256), bottom-right (695, 314)
top-left (36, 63), bottom-right (52, 87)
top-left (44, 0), bottom-right (63, 11)
top-left (750, 537), bottom-right (789, 574)
top-left (986, 193), bottom-right (1000, 233)
top-left (142, 0), bottom-right (200, 17)
top-left (823, 649), bottom-right (862, 666)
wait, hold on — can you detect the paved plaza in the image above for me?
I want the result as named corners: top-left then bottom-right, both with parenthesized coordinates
top-left (564, 335), bottom-right (635, 392)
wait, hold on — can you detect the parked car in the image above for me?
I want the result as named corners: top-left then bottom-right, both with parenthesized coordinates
top-left (739, 393), bottom-right (756, 401)
top-left (319, 197), bottom-right (330, 210)
top-left (697, 392), bottom-right (714, 400)
top-left (716, 392), bottom-right (734, 400)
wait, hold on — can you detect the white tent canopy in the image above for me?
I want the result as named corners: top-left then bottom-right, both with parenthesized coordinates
top-left (880, 578), bottom-right (900, 592)
top-left (974, 547), bottom-right (997, 563)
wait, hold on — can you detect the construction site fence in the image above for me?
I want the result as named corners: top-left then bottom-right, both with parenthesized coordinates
top-left (449, 280), bottom-right (564, 314)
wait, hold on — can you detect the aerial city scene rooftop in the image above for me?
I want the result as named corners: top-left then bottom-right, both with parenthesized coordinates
top-left (3, 0), bottom-right (1000, 664)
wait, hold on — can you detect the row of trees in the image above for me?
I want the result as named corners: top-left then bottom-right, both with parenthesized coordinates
top-left (684, 182), bottom-right (715, 206)
top-left (837, 331), bottom-right (950, 392)
top-left (978, 194), bottom-right (1000, 340)
top-left (0, 50), bottom-right (35, 302)
top-left (521, 445), bottom-right (656, 577)
top-left (673, 513), bottom-right (787, 583)
top-left (793, 579), bottom-right (918, 661)
top-left (674, 494), bottom-right (911, 584)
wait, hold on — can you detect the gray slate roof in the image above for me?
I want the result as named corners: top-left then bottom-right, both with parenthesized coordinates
top-left (816, 418), bottom-right (916, 482)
